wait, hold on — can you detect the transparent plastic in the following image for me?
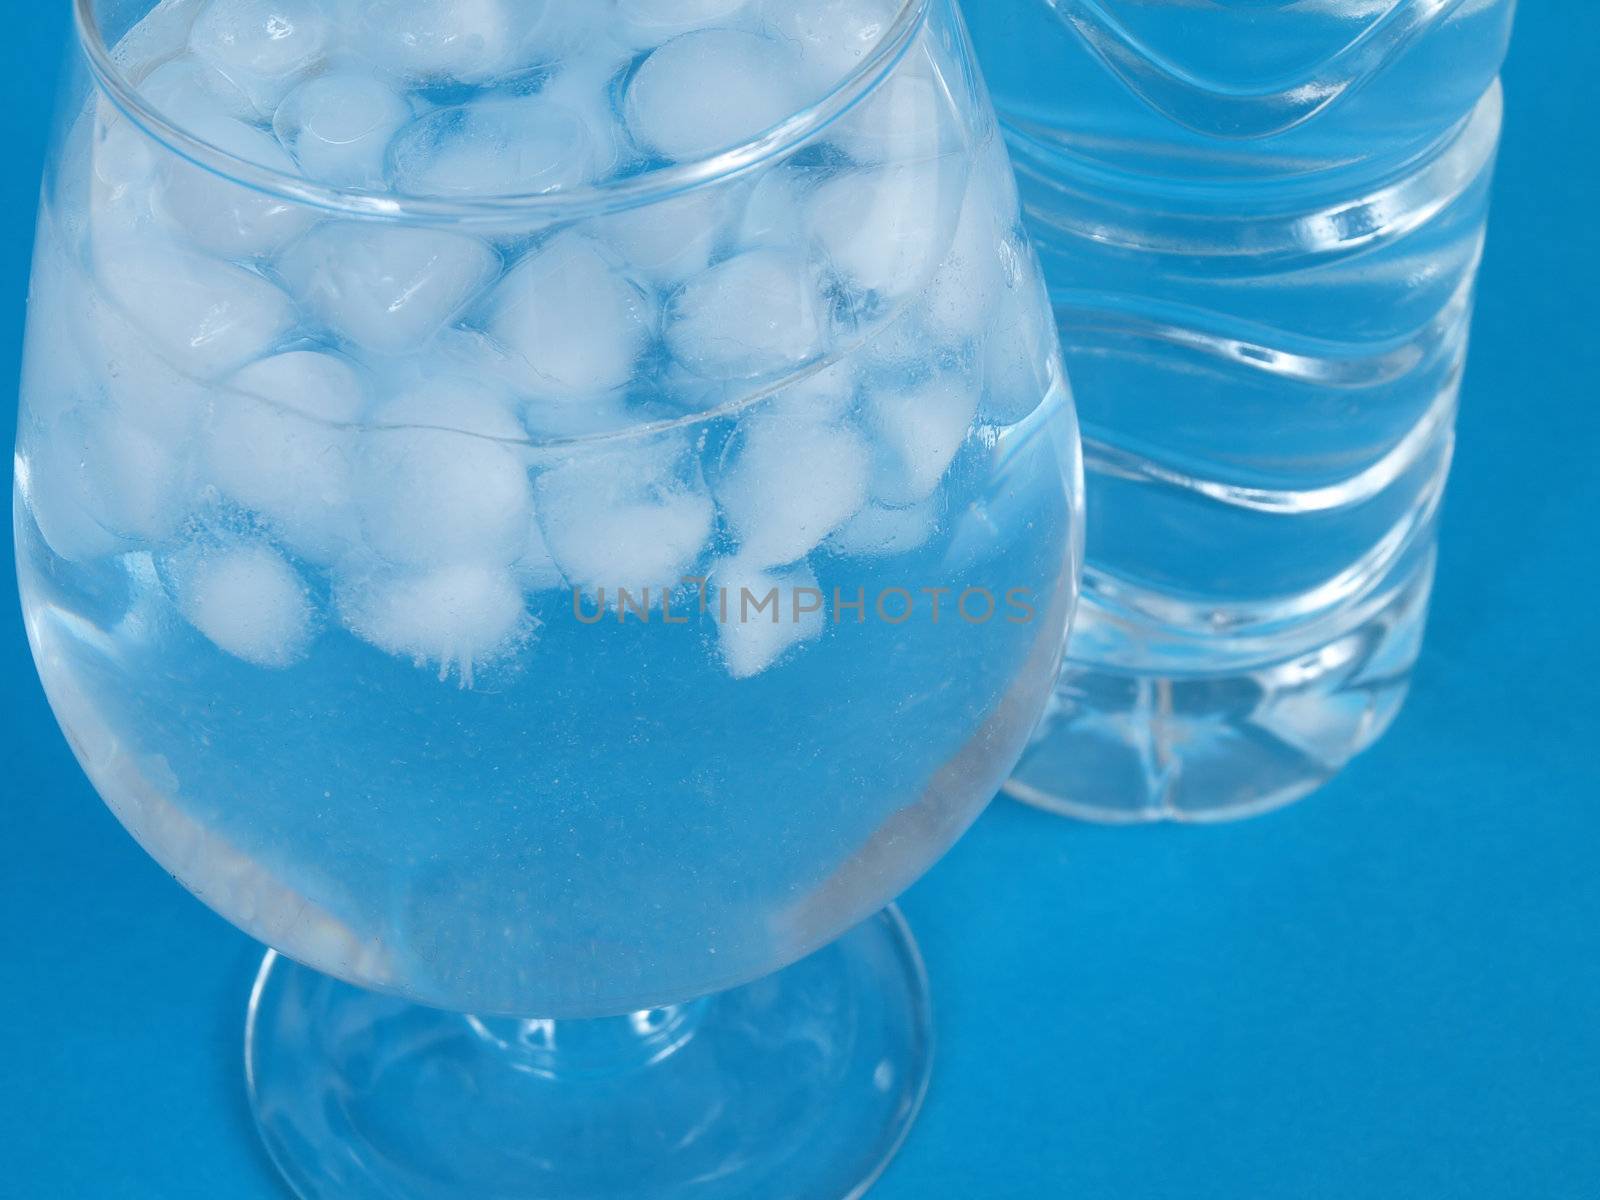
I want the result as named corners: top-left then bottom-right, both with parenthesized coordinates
top-left (968, 0), bottom-right (1517, 822)
top-left (15, 0), bottom-right (1083, 1194)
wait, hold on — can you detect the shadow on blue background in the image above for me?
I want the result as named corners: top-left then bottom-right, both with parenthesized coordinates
top-left (2, 5), bottom-right (1597, 1198)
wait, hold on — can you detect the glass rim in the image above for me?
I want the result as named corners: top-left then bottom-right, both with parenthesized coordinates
top-left (72, 0), bottom-right (930, 224)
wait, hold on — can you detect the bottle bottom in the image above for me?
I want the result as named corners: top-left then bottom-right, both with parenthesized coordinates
top-left (1008, 552), bottom-right (1435, 823)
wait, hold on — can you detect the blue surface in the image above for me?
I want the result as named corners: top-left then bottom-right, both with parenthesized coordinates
top-left (3, 5), bottom-right (1597, 1197)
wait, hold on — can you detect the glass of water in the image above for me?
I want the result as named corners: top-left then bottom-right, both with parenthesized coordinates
top-left (16, 1), bottom-right (1082, 1196)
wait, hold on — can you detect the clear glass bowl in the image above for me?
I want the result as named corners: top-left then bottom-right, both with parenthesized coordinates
top-left (15, 0), bottom-right (1083, 1194)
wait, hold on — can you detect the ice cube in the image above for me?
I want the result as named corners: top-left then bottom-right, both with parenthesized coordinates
top-left (515, 517), bottom-right (566, 593)
top-left (807, 159), bottom-right (963, 302)
top-left (74, 96), bottom-right (174, 260)
top-left (557, 485), bottom-right (719, 599)
top-left (86, 103), bottom-right (162, 244)
top-left (982, 242), bottom-right (1063, 426)
top-left (17, 423), bottom-right (125, 564)
top-left (534, 437), bottom-right (714, 596)
top-left (206, 351), bottom-right (367, 562)
top-left (709, 555), bottom-right (825, 679)
top-left (276, 221), bottom-right (499, 355)
top-left (18, 228), bottom-right (99, 427)
top-left (520, 392), bottom-right (640, 441)
top-left (616, 0), bottom-right (754, 45)
top-left (727, 168), bottom-right (804, 254)
top-left (509, 3), bottom-right (612, 71)
top-left (188, 0), bottom-right (329, 114)
top-left (154, 107), bottom-right (316, 259)
top-left (350, 0), bottom-right (515, 83)
top-left (925, 206), bottom-right (1008, 346)
top-left (857, 298), bottom-right (946, 375)
top-left (351, 0), bottom-right (595, 84)
top-left (924, 135), bottom-right (1022, 341)
top-left (763, 359), bottom-right (860, 424)
top-left (653, 364), bottom-right (737, 418)
top-left (91, 110), bottom-right (159, 203)
top-left (96, 242), bottom-right (297, 378)
top-left (64, 268), bottom-right (213, 441)
top-left (972, 129), bottom-right (1021, 230)
top-left (388, 96), bottom-right (597, 197)
top-left (138, 56), bottom-right (255, 122)
top-left (273, 70), bottom-right (413, 188)
top-left (486, 234), bottom-right (655, 399)
top-left (715, 411), bottom-right (870, 567)
top-left (538, 42), bottom-right (637, 182)
top-left (355, 380), bottom-right (533, 569)
top-left (77, 405), bottom-right (191, 542)
top-left (178, 542), bottom-right (314, 668)
top-left (827, 497), bottom-right (938, 558)
top-left (665, 249), bottom-right (824, 380)
top-left (757, 0), bottom-right (899, 89)
top-left (624, 29), bottom-right (804, 161)
top-left (863, 375), bottom-right (980, 506)
top-left (375, 374), bottom-right (528, 441)
top-left (830, 65), bottom-right (960, 166)
top-left (20, 407), bottom-right (187, 561)
top-left (337, 560), bottom-right (529, 687)
top-left (429, 328), bottom-right (637, 438)
top-left (590, 186), bottom-right (732, 287)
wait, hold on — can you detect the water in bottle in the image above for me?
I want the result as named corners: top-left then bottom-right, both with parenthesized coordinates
top-left (967, 0), bottom-right (1518, 820)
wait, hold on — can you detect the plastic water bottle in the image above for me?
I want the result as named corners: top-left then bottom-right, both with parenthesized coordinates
top-left (967, 0), bottom-right (1519, 821)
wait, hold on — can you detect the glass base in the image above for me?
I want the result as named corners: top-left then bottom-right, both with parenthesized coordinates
top-left (1008, 561), bottom-right (1433, 824)
top-left (245, 907), bottom-right (932, 1200)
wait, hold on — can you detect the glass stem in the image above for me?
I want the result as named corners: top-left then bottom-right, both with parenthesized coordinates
top-left (466, 999), bottom-right (711, 1080)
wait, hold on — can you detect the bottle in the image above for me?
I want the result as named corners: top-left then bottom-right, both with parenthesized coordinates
top-left (966, 0), bottom-right (1519, 820)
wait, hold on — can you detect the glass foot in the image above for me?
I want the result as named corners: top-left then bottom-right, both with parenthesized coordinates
top-left (245, 907), bottom-right (932, 1200)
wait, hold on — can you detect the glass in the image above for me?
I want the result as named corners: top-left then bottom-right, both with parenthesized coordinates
top-left (967, 0), bottom-right (1516, 821)
top-left (15, 0), bottom-right (1083, 1195)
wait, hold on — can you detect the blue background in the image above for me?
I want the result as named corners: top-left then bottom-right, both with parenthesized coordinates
top-left (3, 5), bottom-right (1597, 1197)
